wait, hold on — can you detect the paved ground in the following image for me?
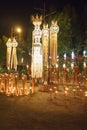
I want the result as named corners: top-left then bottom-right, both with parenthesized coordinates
top-left (0, 86), bottom-right (87, 130)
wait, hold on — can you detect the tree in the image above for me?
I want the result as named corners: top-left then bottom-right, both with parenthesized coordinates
top-left (63, 4), bottom-right (84, 55)
top-left (42, 5), bottom-right (72, 56)
top-left (57, 11), bottom-right (72, 55)
top-left (0, 35), bottom-right (7, 66)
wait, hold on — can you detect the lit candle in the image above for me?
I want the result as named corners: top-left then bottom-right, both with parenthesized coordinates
top-left (64, 53), bottom-right (67, 60)
top-left (21, 57), bottom-right (24, 63)
top-left (71, 62), bottom-right (74, 70)
top-left (63, 63), bottom-right (66, 72)
top-left (83, 50), bottom-right (86, 57)
top-left (71, 51), bottom-right (75, 60)
top-left (65, 90), bottom-right (68, 96)
top-left (85, 91), bottom-right (87, 97)
top-left (83, 62), bottom-right (86, 69)
top-left (73, 88), bottom-right (76, 97)
top-left (8, 66), bottom-right (10, 70)
top-left (26, 64), bottom-right (29, 70)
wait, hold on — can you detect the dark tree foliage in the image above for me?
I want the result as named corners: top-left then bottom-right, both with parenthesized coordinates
top-left (0, 35), bottom-right (7, 67)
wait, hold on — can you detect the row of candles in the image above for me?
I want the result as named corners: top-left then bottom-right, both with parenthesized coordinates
top-left (46, 50), bottom-right (87, 85)
top-left (47, 50), bottom-right (87, 84)
top-left (47, 64), bottom-right (87, 86)
top-left (0, 73), bottom-right (32, 96)
top-left (49, 85), bottom-right (87, 102)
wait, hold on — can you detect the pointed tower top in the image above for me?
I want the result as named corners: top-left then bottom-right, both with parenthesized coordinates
top-left (32, 14), bottom-right (42, 26)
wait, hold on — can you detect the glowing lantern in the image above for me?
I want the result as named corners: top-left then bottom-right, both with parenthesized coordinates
top-left (42, 24), bottom-right (49, 66)
top-left (71, 51), bottom-right (75, 60)
top-left (50, 20), bottom-right (59, 65)
top-left (31, 15), bottom-right (43, 78)
top-left (11, 38), bottom-right (18, 70)
top-left (6, 38), bottom-right (12, 70)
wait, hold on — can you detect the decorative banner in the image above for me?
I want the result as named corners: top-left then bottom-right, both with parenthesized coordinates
top-left (11, 38), bottom-right (18, 70)
top-left (31, 15), bottom-right (43, 78)
top-left (6, 38), bottom-right (18, 70)
top-left (42, 24), bottom-right (49, 66)
top-left (6, 38), bottom-right (12, 70)
top-left (50, 21), bottom-right (59, 65)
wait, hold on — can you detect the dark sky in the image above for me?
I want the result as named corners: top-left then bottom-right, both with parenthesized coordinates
top-left (0, 0), bottom-right (87, 37)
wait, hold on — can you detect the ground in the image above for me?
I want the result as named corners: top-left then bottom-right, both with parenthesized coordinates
top-left (0, 86), bottom-right (87, 130)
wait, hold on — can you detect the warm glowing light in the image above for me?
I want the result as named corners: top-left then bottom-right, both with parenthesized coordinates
top-left (56, 63), bottom-right (58, 68)
top-left (65, 90), bottom-right (68, 96)
top-left (83, 62), bottom-right (86, 68)
top-left (26, 65), bottom-right (29, 70)
top-left (85, 91), bottom-right (87, 97)
top-left (16, 27), bottom-right (22, 33)
top-left (83, 50), bottom-right (86, 57)
top-left (71, 51), bottom-right (75, 59)
top-left (71, 62), bottom-right (74, 69)
top-left (31, 15), bottom-right (43, 78)
top-left (63, 63), bottom-right (66, 69)
top-left (21, 58), bottom-right (24, 63)
top-left (64, 53), bottom-right (67, 60)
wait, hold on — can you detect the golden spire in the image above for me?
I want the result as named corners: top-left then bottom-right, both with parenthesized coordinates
top-left (32, 14), bottom-right (42, 26)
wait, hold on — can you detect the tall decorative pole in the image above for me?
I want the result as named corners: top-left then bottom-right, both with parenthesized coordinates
top-left (31, 14), bottom-right (43, 93)
top-left (50, 21), bottom-right (59, 65)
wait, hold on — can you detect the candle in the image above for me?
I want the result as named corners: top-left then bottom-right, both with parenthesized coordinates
top-left (83, 50), bottom-right (86, 57)
top-left (26, 64), bottom-right (29, 70)
top-left (71, 51), bottom-right (75, 60)
top-left (83, 62), bottom-right (86, 69)
top-left (85, 91), bottom-right (87, 97)
top-left (65, 90), bottom-right (68, 96)
top-left (71, 62), bottom-right (74, 70)
top-left (73, 88), bottom-right (76, 97)
top-left (63, 63), bottom-right (66, 69)
top-left (64, 53), bottom-right (67, 60)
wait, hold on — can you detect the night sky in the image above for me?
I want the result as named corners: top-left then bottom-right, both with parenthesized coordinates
top-left (0, 0), bottom-right (87, 37)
